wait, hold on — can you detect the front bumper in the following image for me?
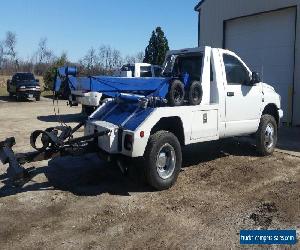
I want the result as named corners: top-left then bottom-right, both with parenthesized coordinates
top-left (16, 90), bottom-right (40, 98)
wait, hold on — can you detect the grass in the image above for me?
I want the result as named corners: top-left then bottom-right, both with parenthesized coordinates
top-left (41, 90), bottom-right (54, 97)
top-left (0, 87), bottom-right (8, 96)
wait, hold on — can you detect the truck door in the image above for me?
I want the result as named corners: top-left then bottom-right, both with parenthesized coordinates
top-left (222, 52), bottom-right (262, 137)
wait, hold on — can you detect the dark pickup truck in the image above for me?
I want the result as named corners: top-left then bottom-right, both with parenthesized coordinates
top-left (7, 73), bottom-right (41, 101)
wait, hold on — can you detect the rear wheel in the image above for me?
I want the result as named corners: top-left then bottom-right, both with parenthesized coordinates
top-left (143, 131), bottom-right (182, 190)
top-left (256, 114), bottom-right (277, 155)
top-left (168, 80), bottom-right (185, 106)
top-left (8, 92), bottom-right (13, 99)
top-left (188, 81), bottom-right (202, 105)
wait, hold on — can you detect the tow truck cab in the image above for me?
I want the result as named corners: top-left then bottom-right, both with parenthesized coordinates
top-left (84, 46), bottom-right (283, 190)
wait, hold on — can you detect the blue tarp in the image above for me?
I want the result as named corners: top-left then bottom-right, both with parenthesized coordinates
top-left (54, 67), bottom-right (171, 98)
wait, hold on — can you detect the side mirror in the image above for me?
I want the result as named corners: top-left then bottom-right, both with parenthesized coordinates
top-left (251, 72), bottom-right (261, 85)
top-left (36, 79), bottom-right (40, 83)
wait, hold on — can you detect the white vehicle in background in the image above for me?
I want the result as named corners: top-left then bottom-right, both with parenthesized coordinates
top-left (71, 63), bottom-right (162, 114)
top-left (114, 63), bottom-right (162, 78)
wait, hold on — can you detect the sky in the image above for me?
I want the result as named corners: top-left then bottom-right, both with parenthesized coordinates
top-left (0, 0), bottom-right (199, 62)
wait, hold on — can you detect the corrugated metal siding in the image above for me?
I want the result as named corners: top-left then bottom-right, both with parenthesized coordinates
top-left (197, 0), bottom-right (300, 125)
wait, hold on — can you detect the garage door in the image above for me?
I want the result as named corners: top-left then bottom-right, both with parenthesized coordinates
top-left (224, 7), bottom-right (296, 124)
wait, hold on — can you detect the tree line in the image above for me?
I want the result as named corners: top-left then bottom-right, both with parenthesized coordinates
top-left (0, 27), bottom-right (169, 89)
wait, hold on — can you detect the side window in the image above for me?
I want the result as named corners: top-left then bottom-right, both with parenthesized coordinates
top-left (223, 54), bottom-right (250, 85)
top-left (140, 66), bottom-right (152, 77)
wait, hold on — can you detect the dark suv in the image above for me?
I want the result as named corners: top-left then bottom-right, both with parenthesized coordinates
top-left (7, 73), bottom-right (41, 101)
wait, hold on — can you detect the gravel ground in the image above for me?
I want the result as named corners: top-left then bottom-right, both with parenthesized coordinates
top-left (0, 97), bottom-right (299, 249)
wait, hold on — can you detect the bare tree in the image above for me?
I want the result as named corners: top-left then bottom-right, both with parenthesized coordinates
top-left (124, 55), bottom-right (136, 64)
top-left (112, 49), bottom-right (123, 68)
top-left (0, 41), bottom-right (4, 69)
top-left (105, 46), bottom-right (112, 69)
top-left (98, 45), bottom-right (106, 68)
top-left (135, 51), bottom-right (145, 63)
top-left (37, 37), bottom-right (53, 64)
top-left (5, 31), bottom-right (18, 69)
top-left (80, 47), bottom-right (99, 74)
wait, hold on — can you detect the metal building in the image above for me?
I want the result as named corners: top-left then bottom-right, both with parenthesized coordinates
top-left (195, 0), bottom-right (300, 125)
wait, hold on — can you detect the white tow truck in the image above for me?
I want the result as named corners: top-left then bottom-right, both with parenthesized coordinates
top-left (71, 63), bottom-right (162, 114)
top-left (0, 46), bottom-right (283, 191)
top-left (84, 46), bottom-right (283, 190)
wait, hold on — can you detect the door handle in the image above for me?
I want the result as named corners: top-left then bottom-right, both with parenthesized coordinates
top-left (227, 92), bottom-right (235, 97)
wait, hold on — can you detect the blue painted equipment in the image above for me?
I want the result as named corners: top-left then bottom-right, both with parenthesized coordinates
top-left (54, 66), bottom-right (197, 107)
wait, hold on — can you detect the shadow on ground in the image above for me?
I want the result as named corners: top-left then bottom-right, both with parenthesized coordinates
top-left (37, 113), bottom-right (85, 123)
top-left (277, 127), bottom-right (300, 153)
top-left (0, 96), bottom-right (36, 103)
top-left (0, 153), bottom-right (149, 198)
top-left (0, 139), bottom-right (259, 198)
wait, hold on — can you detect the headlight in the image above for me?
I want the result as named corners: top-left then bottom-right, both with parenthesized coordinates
top-left (36, 86), bottom-right (40, 89)
top-left (19, 86), bottom-right (26, 89)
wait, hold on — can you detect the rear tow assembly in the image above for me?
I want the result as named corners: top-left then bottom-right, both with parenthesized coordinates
top-left (0, 122), bottom-right (110, 186)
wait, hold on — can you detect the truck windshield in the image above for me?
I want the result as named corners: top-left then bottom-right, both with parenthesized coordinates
top-left (162, 53), bottom-right (203, 80)
top-left (13, 73), bottom-right (35, 81)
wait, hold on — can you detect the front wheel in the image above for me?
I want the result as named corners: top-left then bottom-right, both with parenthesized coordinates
top-left (36, 95), bottom-right (41, 101)
top-left (256, 114), bottom-right (278, 156)
top-left (143, 131), bottom-right (182, 190)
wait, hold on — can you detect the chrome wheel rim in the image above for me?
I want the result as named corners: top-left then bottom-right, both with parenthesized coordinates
top-left (156, 143), bottom-right (176, 179)
top-left (265, 123), bottom-right (275, 149)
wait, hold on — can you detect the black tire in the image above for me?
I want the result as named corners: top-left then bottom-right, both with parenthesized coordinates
top-left (168, 80), bottom-right (185, 106)
top-left (188, 81), bottom-right (202, 105)
top-left (8, 92), bottom-right (13, 99)
top-left (256, 114), bottom-right (277, 156)
top-left (143, 131), bottom-right (182, 190)
top-left (36, 95), bottom-right (41, 101)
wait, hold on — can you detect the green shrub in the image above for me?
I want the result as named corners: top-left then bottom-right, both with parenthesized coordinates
top-left (43, 53), bottom-right (68, 91)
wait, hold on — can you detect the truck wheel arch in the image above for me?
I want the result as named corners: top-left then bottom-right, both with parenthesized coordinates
top-left (150, 117), bottom-right (185, 146)
top-left (262, 104), bottom-right (279, 126)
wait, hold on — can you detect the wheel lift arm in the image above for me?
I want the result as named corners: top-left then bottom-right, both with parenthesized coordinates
top-left (0, 123), bottom-right (110, 186)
